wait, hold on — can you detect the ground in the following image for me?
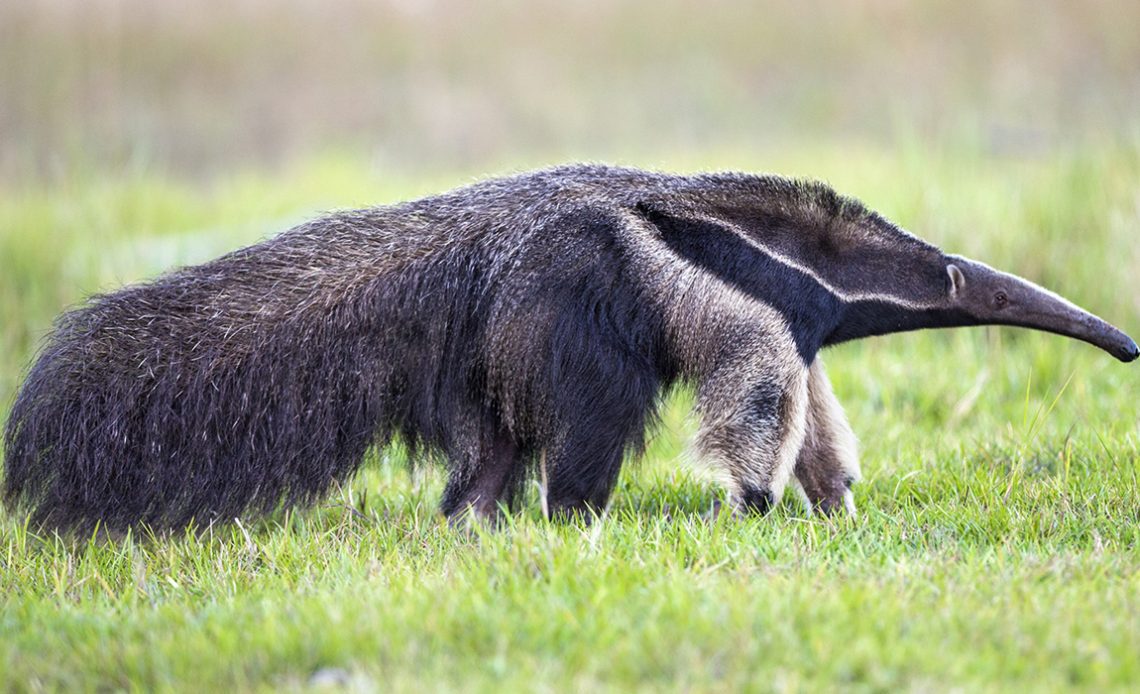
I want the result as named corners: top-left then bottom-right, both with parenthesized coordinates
top-left (1, 143), bottom-right (1138, 691)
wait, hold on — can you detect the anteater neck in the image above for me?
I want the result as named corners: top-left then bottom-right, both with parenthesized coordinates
top-left (826, 299), bottom-right (973, 346)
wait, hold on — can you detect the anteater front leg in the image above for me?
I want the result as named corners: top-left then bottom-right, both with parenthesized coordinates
top-left (792, 360), bottom-right (860, 515)
top-left (696, 354), bottom-right (810, 515)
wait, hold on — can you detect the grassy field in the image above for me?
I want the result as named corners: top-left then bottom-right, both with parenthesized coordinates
top-left (1, 139), bottom-right (1138, 691)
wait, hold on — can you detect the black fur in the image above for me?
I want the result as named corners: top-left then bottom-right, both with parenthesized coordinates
top-left (0, 164), bottom-right (1000, 532)
top-left (642, 206), bottom-right (843, 360)
top-left (738, 485), bottom-right (775, 515)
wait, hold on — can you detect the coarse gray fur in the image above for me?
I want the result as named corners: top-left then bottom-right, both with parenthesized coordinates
top-left (4, 164), bottom-right (1137, 532)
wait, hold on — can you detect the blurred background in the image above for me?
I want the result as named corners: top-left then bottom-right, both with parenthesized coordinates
top-left (2, 0), bottom-right (1139, 181)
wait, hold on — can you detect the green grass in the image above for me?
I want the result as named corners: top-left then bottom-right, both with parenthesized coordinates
top-left (1, 141), bottom-right (1139, 691)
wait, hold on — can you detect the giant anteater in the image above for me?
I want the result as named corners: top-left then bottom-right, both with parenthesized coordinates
top-left (4, 164), bottom-right (1137, 531)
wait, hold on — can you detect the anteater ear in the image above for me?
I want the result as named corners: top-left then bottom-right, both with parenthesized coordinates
top-left (947, 264), bottom-right (966, 296)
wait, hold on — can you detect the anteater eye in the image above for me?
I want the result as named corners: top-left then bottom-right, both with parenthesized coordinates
top-left (993, 291), bottom-right (1008, 309)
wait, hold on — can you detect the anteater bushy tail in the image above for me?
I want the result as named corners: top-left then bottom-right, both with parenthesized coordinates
top-left (3, 217), bottom-right (405, 533)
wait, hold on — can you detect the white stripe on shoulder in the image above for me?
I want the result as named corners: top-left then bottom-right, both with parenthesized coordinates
top-left (699, 215), bottom-right (939, 311)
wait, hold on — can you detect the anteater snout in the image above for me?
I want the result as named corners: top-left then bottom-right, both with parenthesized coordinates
top-left (1120, 336), bottom-right (1140, 363)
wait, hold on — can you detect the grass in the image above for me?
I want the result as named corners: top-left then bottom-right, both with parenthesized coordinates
top-left (1, 140), bottom-right (1138, 691)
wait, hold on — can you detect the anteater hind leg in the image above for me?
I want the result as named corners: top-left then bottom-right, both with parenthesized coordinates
top-left (542, 358), bottom-right (659, 521)
top-left (792, 360), bottom-right (860, 514)
top-left (543, 425), bottom-right (629, 521)
top-left (439, 427), bottom-right (521, 521)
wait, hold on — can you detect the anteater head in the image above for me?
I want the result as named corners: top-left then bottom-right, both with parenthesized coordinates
top-left (759, 181), bottom-right (1138, 361)
top-left (941, 256), bottom-right (1139, 363)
